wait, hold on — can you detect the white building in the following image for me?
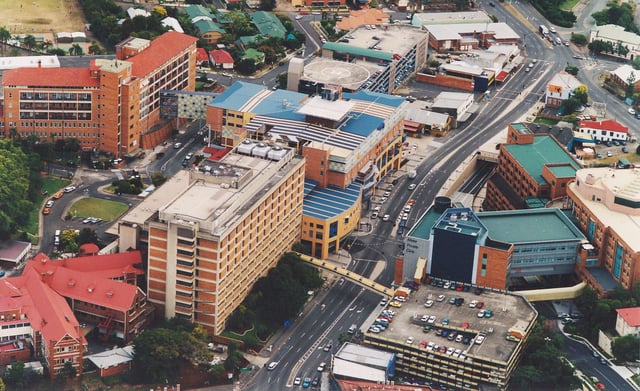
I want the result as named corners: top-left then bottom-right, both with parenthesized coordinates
top-left (615, 307), bottom-right (640, 336)
top-left (590, 24), bottom-right (640, 60)
top-left (545, 71), bottom-right (584, 109)
top-left (577, 119), bottom-right (628, 143)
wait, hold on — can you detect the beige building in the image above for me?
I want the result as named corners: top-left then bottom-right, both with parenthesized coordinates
top-left (115, 143), bottom-right (305, 334)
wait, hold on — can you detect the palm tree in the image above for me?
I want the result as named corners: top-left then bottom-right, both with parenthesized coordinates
top-left (0, 27), bottom-right (11, 55)
top-left (22, 34), bottom-right (36, 54)
top-left (68, 43), bottom-right (83, 56)
top-left (38, 40), bottom-right (53, 53)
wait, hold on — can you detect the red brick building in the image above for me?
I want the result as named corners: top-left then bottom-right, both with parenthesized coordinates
top-left (0, 31), bottom-right (197, 158)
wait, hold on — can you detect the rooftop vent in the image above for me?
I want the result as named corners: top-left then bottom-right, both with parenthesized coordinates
top-left (87, 285), bottom-right (95, 293)
top-left (68, 279), bottom-right (76, 287)
top-left (106, 290), bottom-right (114, 298)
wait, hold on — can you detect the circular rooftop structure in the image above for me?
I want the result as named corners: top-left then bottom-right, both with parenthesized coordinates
top-left (303, 60), bottom-right (373, 90)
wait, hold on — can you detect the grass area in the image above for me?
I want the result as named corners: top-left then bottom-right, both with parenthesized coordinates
top-left (0, 0), bottom-right (85, 34)
top-left (69, 197), bottom-right (129, 221)
top-left (559, 0), bottom-right (581, 11)
top-left (533, 117), bottom-right (558, 126)
top-left (588, 151), bottom-right (640, 166)
top-left (222, 326), bottom-right (270, 350)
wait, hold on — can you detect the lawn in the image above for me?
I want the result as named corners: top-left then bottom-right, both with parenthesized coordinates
top-left (559, 0), bottom-right (580, 11)
top-left (0, 0), bottom-right (85, 34)
top-left (69, 197), bottom-right (129, 221)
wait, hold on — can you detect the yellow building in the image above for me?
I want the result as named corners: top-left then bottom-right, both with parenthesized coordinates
top-left (115, 143), bottom-right (305, 334)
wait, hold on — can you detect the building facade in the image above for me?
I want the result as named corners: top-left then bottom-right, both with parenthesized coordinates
top-left (569, 168), bottom-right (640, 295)
top-left (0, 31), bottom-right (197, 157)
top-left (577, 119), bottom-right (629, 143)
top-left (544, 71), bottom-right (584, 109)
top-left (118, 144), bottom-right (305, 335)
top-left (485, 127), bottom-right (580, 211)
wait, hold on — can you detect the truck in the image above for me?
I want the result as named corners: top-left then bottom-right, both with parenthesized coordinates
top-left (408, 170), bottom-right (417, 179)
top-left (539, 25), bottom-right (549, 36)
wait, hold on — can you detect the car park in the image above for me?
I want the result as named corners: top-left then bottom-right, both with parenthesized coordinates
top-left (442, 318), bottom-right (449, 326)
top-left (443, 281), bottom-right (451, 289)
top-left (369, 326), bottom-right (381, 333)
top-left (448, 333), bottom-right (455, 341)
top-left (371, 212), bottom-right (378, 219)
top-left (380, 197), bottom-right (387, 203)
top-left (449, 297), bottom-right (457, 304)
top-left (383, 191), bottom-right (391, 197)
top-left (455, 297), bottom-right (464, 306)
top-left (607, 151), bottom-right (613, 157)
top-left (455, 334), bottom-right (464, 343)
top-left (623, 147), bottom-right (629, 153)
top-left (446, 347), bottom-right (455, 355)
top-left (476, 301), bottom-right (484, 309)
top-left (427, 315), bottom-right (436, 324)
top-left (475, 333), bottom-right (486, 344)
top-left (469, 300), bottom-right (478, 308)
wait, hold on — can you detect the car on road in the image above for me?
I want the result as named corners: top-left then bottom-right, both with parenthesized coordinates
top-left (42, 207), bottom-right (51, 215)
top-left (174, 142), bottom-right (183, 149)
top-left (312, 377), bottom-right (320, 387)
top-left (52, 191), bottom-right (63, 199)
top-left (64, 186), bottom-right (77, 193)
top-left (185, 152), bottom-right (194, 160)
top-left (408, 184), bottom-right (417, 190)
top-left (323, 342), bottom-right (332, 352)
top-left (317, 362), bottom-right (327, 372)
top-left (382, 214), bottom-right (390, 221)
top-left (295, 14), bottom-right (304, 20)
top-left (628, 108), bottom-right (636, 115)
top-left (549, 27), bottom-right (556, 33)
top-left (45, 200), bottom-right (54, 208)
top-left (267, 361), bottom-right (278, 370)
top-left (294, 377), bottom-right (301, 386)
top-left (596, 152), bottom-right (603, 158)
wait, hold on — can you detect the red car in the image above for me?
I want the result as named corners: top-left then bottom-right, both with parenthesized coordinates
top-left (456, 283), bottom-right (464, 291)
top-left (476, 301), bottom-right (484, 309)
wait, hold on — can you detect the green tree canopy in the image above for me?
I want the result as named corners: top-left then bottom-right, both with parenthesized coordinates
top-left (612, 334), bottom-right (639, 361)
top-left (0, 140), bottom-right (32, 239)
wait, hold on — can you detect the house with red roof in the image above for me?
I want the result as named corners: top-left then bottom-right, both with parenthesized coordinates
top-left (0, 268), bottom-right (87, 379)
top-left (0, 31), bottom-right (198, 158)
top-left (616, 307), bottom-right (640, 336)
top-left (209, 49), bottom-right (234, 70)
top-left (24, 251), bottom-right (153, 343)
top-left (196, 48), bottom-right (210, 67)
top-left (577, 119), bottom-right (628, 143)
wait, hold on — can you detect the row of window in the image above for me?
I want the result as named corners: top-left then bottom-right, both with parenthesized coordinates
top-left (19, 92), bottom-right (92, 101)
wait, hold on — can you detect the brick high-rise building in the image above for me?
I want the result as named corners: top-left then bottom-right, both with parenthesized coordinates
top-left (0, 31), bottom-right (197, 157)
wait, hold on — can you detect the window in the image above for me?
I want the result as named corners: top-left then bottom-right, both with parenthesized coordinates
top-left (481, 253), bottom-right (487, 277)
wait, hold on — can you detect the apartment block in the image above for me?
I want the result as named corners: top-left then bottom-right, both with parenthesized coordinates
top-left (0, 31), bottom-right (197, 157)
top-left (207, 82), bottom-right (405, 259)
top-left (485, 125), bottom-right (581, 211)
top-left (116, 144), bottom-right (305, 334)
top-left (569, 167), bottom-right (640, 295)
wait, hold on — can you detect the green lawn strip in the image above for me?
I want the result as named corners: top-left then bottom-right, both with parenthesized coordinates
top-left (69, 197), bottom-right (129, 221)
top-left (559, 0), bottom-right (580, 11)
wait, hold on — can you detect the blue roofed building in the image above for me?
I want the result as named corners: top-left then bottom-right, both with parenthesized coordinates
top-left (206, 82), bottom-right (407, 259)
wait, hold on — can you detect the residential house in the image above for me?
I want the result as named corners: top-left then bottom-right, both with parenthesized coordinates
top-left (609, 64), bottom-right (640, 94)
top-left (210, 49), bottom-right (234, 69)
top-left (243, 48), bottom-right (265, 65)
top-left (545, 71), bottom-right (584, 109)
top-left (251, 11), bottom-right (287, 39)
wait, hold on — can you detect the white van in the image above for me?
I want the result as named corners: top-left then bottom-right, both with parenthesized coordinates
top-left (54, 230), bottom-right (61, 246)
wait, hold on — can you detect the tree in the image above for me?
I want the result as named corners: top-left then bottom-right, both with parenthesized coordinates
top-left (22, 35), bottom-right (36, 53)
top-left (0, 377), bottom-right (6, 391)
top-left (5, 361), bottom-right (25, 387)
top-left (69, 43), bottom-right (84, 56)
top-left (0, 140), bottom-right (32, 240)
top-left (612, 334), bottom-right (639, 362)
top-left (88, 41), bottom-right (102, 55)
top-left (564, 65), bottom-right (579, 76)
top-left (574, 85), bottom-right (589, 104)
top-left (58, 361), bottom-right (77, 379)
top-left (626, 71), bottom-right (636, 98)
top-left (0, 26), bottom-right (11, 55)
top-left (570, 33), bottom-right (587, 46)
top-left (77, 228), bottom-right (99, 247)
top-left (237, 58), bottom-right (256, 75)
top-left (562, 97), bottom-right (582, 114)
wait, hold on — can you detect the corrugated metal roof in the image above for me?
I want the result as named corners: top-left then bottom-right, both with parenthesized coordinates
top-left (303, 181), bottom-right (361, 220)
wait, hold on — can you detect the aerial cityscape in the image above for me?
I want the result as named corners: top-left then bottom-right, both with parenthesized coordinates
top-left (1, 0), bottom-right (640, 390)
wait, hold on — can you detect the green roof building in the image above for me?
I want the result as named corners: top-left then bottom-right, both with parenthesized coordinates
top-left (251, 11), bottom-right (286, 39)
top-left (485, 131), bottom-right (580, 211)
top-left (242, 48), bottom-right (265, 64)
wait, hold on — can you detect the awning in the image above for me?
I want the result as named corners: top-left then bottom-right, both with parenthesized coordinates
top-left (496, 70), bottom-right (509, 82)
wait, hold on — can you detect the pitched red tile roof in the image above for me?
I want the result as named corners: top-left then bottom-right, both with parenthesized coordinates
top-left (1, 67), bottom-right (99, 88)
top-left (579, 119), bottom-right (628, 134)
top-left (209, 49), bottom-right (234, 64)
top-left (196, 48), bottom-right (209, 62)
top-left (18, 268), bottom-right (84, 344)
top-left (49, 266), bottom-right (138, 312)
top-left (130, 31), bottom-right (198, 78)
top-left (617, 307), bottom-right (640, 327)
top-left (79, 243), bottom-right (100, 256)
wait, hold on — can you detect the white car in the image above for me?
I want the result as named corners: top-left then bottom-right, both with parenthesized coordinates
top-left (436, 294), bottom-right (446, 302)
top-left (443, 281), bottom-right (451, 289)
top-left (469, 300), bottom-right (478, 308)
top-left (373, 206), bottom-right (381, 212)
top-left (294, 377), bottom-right (302, 386)
top-left (403, 205), bottom-right (411, 213)
top-left (295, 15), bottom-right (304, 20)
top-left (63, 186), bottom-right (77, 193)
top-left (475, 333), bottom-right (486, 344)
top-left (406, 336), bottom-right (414, 344)
top-left (174, 142), bottom-right (183, 149)
top-left (421, 315), bottom-right (429, 323)
top-left (424, 300), bottom-right (434, 308)
top-left (45, 200), bottom-right (54, 208)
top-left (267, 361), bottom-right (278, 370)
top-left (427, 315), bottom-right (436, 324)
top-left (383, 191), bottom-right (391, 197)
top-left (317, 362), bottom-right (327, 372)
top-left (408, 184), bottom-right (417, 190)
top-left (477, 310), bottom-right (486, 318)
top-left (380, 197), bottom-right (388, 203)
top-left (549, 27), bottom-right (557, 33)
top-left (629, 108), bottom-right (636, 115)
top-left (382, 214), bottom-right (390, 221)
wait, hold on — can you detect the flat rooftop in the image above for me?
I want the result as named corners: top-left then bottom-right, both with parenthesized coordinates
top-left (335, 24), bottom-right (426, 59)
top-left (412, 11), bottom-right (491, 26)
top-left (301, 59), bottom-right (381, 91)
top-left (425, 23), bottom-right (520, 41)
top-left (503, 136), bottom-right (579, 185)
top-left (477, 208), bottom-right (585, 244)
top-left (364, 282), bottom-right (537, 364)
top-left (297, 96), bottom-right (355, 122)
